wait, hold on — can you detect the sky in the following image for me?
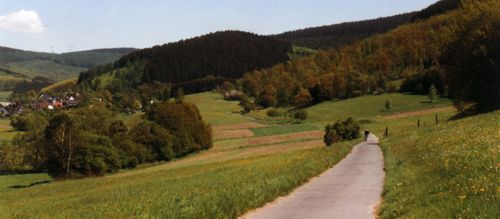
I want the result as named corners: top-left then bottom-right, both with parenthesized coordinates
top-left (0, 0), bottom-right (438, 53)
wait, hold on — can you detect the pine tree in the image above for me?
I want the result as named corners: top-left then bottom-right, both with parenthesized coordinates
top-left (385, 99), bottom-right (393, 111)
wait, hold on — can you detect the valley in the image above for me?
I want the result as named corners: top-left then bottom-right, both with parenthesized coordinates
top-left (0, 0), bottom-right (498, 218)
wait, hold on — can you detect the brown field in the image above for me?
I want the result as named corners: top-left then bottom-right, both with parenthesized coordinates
top-left (213, 129), bottom-right (255, 140)
top-left (212, 122), bottom-right (265, 131)
top-left (215, 130), bottom-right (323, 149)
top-left (382, 106), bottom-right (455, 119)
top-left (112, 123), bottom-right (327, 178)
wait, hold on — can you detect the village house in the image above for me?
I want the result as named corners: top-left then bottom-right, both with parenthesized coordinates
top-left (31, 94), bottom-right (80, 110)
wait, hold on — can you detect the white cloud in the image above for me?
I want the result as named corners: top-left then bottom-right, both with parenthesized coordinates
top-left (0, 10), bottom-right (45, 34)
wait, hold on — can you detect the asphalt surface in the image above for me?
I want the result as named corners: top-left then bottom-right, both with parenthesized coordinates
top-left (242, 134), bottom-right (384, 219)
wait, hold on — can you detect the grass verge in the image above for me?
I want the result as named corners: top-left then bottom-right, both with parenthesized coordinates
top-left (378, 110), bottom-right (499, 218)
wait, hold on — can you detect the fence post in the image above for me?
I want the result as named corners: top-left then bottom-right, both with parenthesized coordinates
top-left (385, 126), bottom-right (388, 137)
top-left (418, 119), bottom-right (420, 128)
top-left (435, 114), bottom-right (438, 124)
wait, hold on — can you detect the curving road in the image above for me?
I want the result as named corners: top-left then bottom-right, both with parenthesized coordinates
top-left (242, 134), bottom-right (384, 219)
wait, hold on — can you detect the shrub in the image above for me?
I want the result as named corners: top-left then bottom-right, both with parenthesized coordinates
top-left (266, 109), bottom-right (282, 117)
top-left (291, 109), bottom-right (308, 122)
top-left (385, 99), bottom-right (393, 111)
top-left (323, 117), bottom-right (360, 146)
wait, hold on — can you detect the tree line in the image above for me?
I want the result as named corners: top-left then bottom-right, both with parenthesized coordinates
top-left (0, 99), bottom-right (212, 178)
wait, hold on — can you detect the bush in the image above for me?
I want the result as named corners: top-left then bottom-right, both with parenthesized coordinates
top-left (290, 109), bottom-right (308, 122)
top-left (324, 117), bottom-right (360, 146)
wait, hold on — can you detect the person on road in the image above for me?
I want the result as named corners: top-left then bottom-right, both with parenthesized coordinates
top-left (364, 130), bottom-right (370, 142)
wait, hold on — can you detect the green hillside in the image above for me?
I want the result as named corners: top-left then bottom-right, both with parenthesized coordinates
top-left (379, 110), bottom-right (499, 218)
top-left (5, 60), bottom-right (82, 81)
top-left (0, 46), bottom-right (134, 83)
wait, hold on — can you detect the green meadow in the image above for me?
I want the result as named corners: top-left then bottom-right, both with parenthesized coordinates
top-left (0, 91), bottom-right (12, 102)
top-left (1, 92), bottom-right (496, 218)
top-left (0, 119), bottom-right (20, 143)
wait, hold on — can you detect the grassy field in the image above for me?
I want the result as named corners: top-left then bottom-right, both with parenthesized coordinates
top-left (185, 92), bottom-right (252, 125)
top-left (0, 91), bottom-right (12, 101)
top-left (0, 118), bottom-right (20, 143)
top-left (378, 110), bottom-right (499, 218)
top-left (6, 60), bottom-right (84, 81)
top-left (2, 91), bottom-right (482, 218)
top-left (40, 78), bottom-right (77, 93)
top-left (306, 93), bottom-right (451, 126)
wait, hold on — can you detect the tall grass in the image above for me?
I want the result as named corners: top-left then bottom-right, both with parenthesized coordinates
top-left (0, 140), bottom-right (356, 218)
top-left (378, 110), bottom-right (499, 218)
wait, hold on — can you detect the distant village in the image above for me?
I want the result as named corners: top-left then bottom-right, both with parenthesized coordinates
top-left (0, 94), bottom-right (80, 117)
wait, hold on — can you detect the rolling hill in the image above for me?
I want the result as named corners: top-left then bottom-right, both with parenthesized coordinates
top-left (0, 46), bottom-right (135, 83)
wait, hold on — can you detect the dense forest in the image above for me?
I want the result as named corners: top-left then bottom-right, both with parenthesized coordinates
top-left (238, 0), bottom-right (499, 111)
top-left (274, 0), bottom-right (461, 49)
top-left (78, 31), bottom-right (292, 91)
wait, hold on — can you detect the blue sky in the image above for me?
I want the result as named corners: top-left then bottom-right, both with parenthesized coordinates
top-left (0, 0), bottom-right (438, 53)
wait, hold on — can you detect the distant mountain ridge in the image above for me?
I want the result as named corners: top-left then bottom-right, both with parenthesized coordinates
top-left (0, 46), bottom-right (135, 83)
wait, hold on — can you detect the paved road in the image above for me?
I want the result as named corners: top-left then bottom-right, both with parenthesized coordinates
top-left (242, 134), bottom-right (384, 219)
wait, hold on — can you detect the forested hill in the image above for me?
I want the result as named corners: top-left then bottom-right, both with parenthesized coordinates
top-left (239, 0), bottom-right (499, 111)
top-left (274, 0), bottom-right (461, 49)
top-left (78, 31), bottom-right (292, 93)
